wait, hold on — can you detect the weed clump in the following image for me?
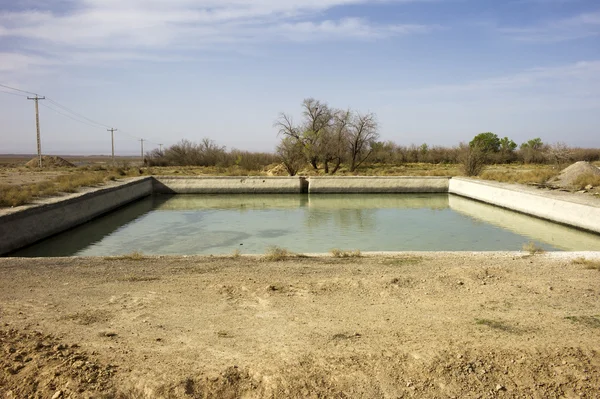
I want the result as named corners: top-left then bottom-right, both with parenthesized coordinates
top-left (522, 242), bottom-right (545, 255)
top-left (263, 246), bottom-right (295, 261)
top-left (572, 257), bottom-right (600, 271)
top-left (330, 249), bottom-right (362, 258)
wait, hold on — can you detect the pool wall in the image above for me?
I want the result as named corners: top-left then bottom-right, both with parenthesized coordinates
top-left (308, 176), bottom-right (449, 193)
top-left (0, 177), bottom-right (153, 255)
top-left (153, 176), bottom-right (308, 194)
top-left (449, 177), bottom-right (600, 234)
top-left (1, 175), bottom-right (600, 255)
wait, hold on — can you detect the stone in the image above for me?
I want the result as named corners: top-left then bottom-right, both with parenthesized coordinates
top-left (51, 390), bottom-right (63, 399)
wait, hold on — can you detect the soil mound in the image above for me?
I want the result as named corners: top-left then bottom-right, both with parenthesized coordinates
top-left (549, 161), bottom-right (600, 188)
top-left (25, 155), bottom-right (75, 168)
top-left (0, 328), bottom-right (117, 398)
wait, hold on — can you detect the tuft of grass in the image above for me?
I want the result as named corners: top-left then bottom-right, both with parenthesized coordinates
top-left (119, 275), bottom-right (160, 282)
top-left (522, 241), bottom-right (545, 255)
top-left (573, 173), bottom-right (600, 190)
top-left (263, 246), bottom-right (294, 261)
top-left (111, 251), bottom-right (145, 261)
top-left (330, 248), bottom-right (362, 258)
top-left (475, 318), bottom-right (519, 333)
top-left (382, 256), bottom-right (423, 266)
top-left (572, 257), bottom-right (600, 271)
top-left (231, 249), bottom-right (242, 259)
top-left (565, 315), bottom-right (600, 329)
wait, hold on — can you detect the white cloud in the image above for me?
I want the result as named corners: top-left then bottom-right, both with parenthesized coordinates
top-left (0, 0), bottom-right (438, 73)
top-left (499, 11), bottom-right (600, 42)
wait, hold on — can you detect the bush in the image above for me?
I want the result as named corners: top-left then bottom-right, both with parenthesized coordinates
top-left (459, 144), bottom-right (486, 176)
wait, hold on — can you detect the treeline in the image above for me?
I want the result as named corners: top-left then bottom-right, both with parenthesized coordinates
top-left (146, 138), bottom-right (278, 170)
top-left (145, 98), bottom-right (600, 175)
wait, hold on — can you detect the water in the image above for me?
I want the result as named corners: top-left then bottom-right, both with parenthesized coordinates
top-left (10, 194), bottom-right (600, 256)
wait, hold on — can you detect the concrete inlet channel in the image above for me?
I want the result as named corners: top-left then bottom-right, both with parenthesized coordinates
top-left (1, 176), bottom-right (600, 255)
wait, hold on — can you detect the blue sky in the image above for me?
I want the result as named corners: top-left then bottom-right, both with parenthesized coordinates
top-left (0, 0), bottom-right (599, 155)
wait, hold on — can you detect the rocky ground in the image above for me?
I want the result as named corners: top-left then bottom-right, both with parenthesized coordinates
top-left (1, 253), bottom-right (599, 398)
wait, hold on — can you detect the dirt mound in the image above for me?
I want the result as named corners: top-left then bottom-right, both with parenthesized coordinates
top-left (549, 161), bottom-right (600, 188)
top-left (0, 327), bottom-right (117, 398)
top-left (266, 163), bottom-right (289, 176)
top-left (25, 155), bottom-right (75, 168)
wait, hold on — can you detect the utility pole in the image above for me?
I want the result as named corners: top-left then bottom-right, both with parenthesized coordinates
top-left (27, 95), bottom-right (45, 168)
top-left (107, 128), bottom-right (117, 165)
top-left (139, 139), bottom-right (144, 165)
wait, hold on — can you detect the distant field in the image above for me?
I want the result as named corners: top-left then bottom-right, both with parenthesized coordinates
top-left (0, 154), bottom-right (141, 167)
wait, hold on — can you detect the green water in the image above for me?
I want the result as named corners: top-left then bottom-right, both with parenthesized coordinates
top-left (11, 194), bottom-right (600, 256)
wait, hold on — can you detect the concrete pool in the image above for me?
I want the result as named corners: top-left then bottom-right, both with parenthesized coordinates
top-left (2, 176), bottom-right (600, 256)
top-left (9, 193), bottom-right (600, 256)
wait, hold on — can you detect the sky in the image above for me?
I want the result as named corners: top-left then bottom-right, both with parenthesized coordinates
top-left (0, 0), bottom-right (599, 155)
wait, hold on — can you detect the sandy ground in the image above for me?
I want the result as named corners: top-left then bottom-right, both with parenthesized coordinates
top-left (1, 253), bottom-right (599, 398)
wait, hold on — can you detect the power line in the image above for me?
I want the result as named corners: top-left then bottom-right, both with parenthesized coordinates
top-left (40, 102), bottom-right (106, 130)
top-left (0, 89), bottom-right (28, 97)
top-left (46, 97), bottom-right (112, 129)
top-left (0, 83), bottom-right (38, 96)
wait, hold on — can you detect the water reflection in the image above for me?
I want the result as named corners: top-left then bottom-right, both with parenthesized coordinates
top-left (448, 195), bottom-right (600, 251)
top-left (8, 194), bottom-right (600, 256)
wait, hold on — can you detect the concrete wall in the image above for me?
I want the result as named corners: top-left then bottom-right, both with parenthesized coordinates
top-left (308, 176), bottom-right (450, 193)
top-left (153, 176), bottom-right (307, 194)
top-left (449, 177), bottom-right (600, 234)
top-left (0, 177), bottom-right (153, 255)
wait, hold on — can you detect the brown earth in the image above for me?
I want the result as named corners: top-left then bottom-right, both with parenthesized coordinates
top-left (25, 156), bottom-right (76, 168)
top-left (1, 253), bottom-right (599, 398)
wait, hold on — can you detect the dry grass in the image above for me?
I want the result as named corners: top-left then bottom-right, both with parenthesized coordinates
top-left (572, 257), bottom-right (600, 271)
top-left (263, 246), bottom-right (295, 261)
top-left (572, 173), bottom-right (600, 190)
top-left (0, 168), bottom-right (144, 207)
top-left (522, 242), bottom-right (545, 255)
top-left (475, 318), bottom-right (521, 333)
top-left (110, 251), bottom-right (145, 261)
top-left (480, 166), bottom-right (558, 185)
top-left (330, 248), bottom-right (362, 258)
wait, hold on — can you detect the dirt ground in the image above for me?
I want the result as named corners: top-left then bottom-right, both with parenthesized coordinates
top-left (1, 253), bottom-right (599, 398)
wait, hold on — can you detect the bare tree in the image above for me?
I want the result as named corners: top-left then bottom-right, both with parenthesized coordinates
top-left (276, 136), bottom-right (305, 176)
top-left (348, 112), bottom-right (379, 172)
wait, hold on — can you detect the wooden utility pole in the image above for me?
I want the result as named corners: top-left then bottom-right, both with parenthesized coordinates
top-left (27, 95), bottom-right (45, 168)
top-left (107, 128), bottom-right (117, 164)
top-left (139, 139), bottom-right (145, 164)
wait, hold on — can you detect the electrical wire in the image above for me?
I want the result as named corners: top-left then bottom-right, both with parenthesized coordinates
top-left (0, 83), bottom-right (39, 96)
top-left (45, 97), bottom-right (112, 129)
top-left (40, 102), bottom-right (107, 130)
top-left (1, 82), bottom-right (164, 148)
top-left (0, 89), bottom-right (29, 97)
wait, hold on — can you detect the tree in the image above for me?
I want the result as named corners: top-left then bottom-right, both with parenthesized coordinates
top-left (469, 132), bottom-right (500, 153)
top-left (520, 138), bottom-right (545, 164)
top-left (275, 98), bottom-right (380, 174)
top-left (276, 136), bottom-right (305, 176)
top-left (348, 112), bottom-right (379, 172)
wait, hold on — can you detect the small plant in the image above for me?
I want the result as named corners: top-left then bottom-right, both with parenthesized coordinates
top-left (522, 241), bottom-right (545, 255)
top-left (112, 251), bottom-right (145, 261)
top-left (475, 318), bottom-right (518, 333)
top-left (231, 249), bottom-right (242, 259)
top-left (382, 256), bottom-right (423, 266)
top-left (330, 248), bottom-right (362, 258)
top-left (572, 257), bottom-right (600, 271)
top-left (264, 246), bottom-right (294, 261)
top-left (565, 315), bottom-right (600, 328)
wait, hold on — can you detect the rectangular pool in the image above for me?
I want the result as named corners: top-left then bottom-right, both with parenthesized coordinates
top-left (10, 194), bottom-right (600, 256)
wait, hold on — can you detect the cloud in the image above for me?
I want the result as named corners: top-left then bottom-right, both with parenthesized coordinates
top-left (0, 0), bottom-right (438, 73)
top-left (380, 60), bottom-right (600, 112)
top-left (499, 11), bottom-right (600, 42)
